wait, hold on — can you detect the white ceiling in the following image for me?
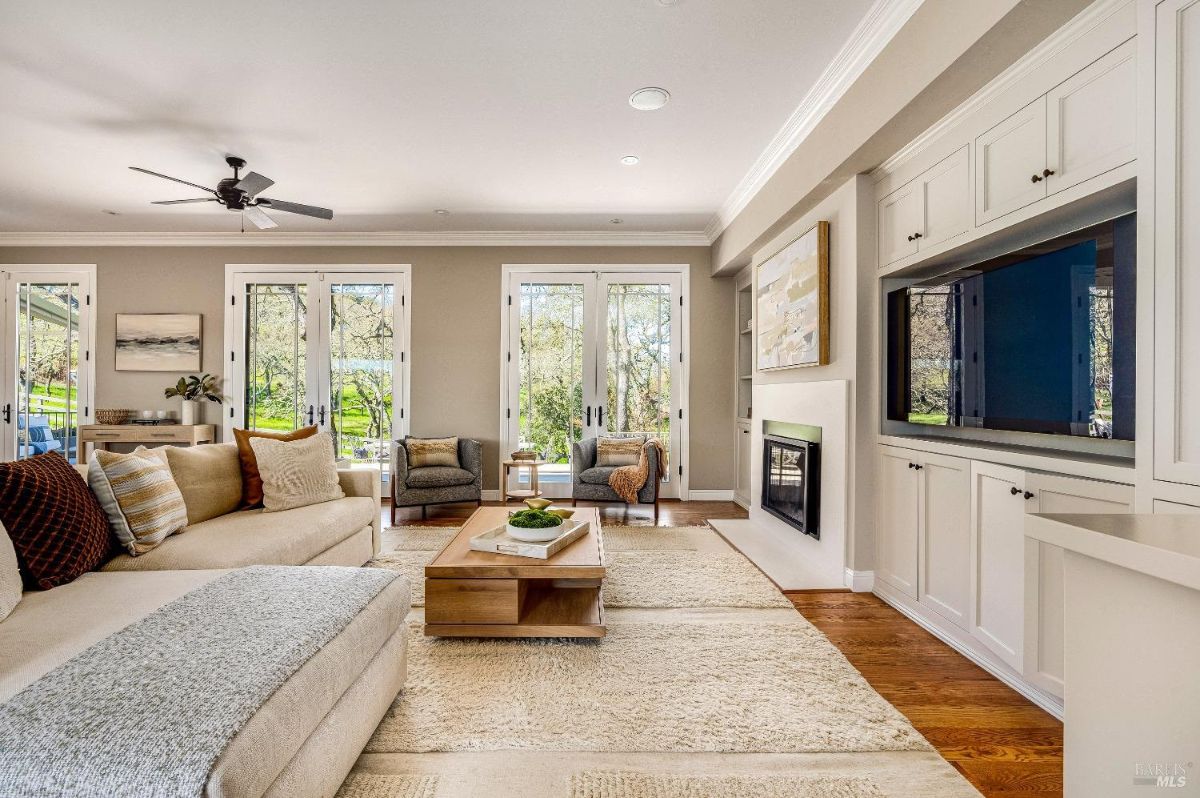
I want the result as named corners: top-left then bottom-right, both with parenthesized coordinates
top-left (0, 0), bottom-right (876, 235)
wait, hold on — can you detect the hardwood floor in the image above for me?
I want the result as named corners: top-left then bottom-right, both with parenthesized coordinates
top-left (789, 592), bottom-right (1064, 798)
top-left (383, 499), bottom-right (1062, 796)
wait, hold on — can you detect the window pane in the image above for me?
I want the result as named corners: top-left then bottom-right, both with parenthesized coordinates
top-left (244, 283), bottom-right (308, 432)
top-left (328, 282), bottom-right (394, 473)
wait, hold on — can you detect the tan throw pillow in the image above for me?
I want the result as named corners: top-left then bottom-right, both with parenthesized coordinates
top-left (233, 426), bottom-right (320, 509)
top-left (137, 443), bottom-right (242, 526)
top-left (248, 431), bottom-right (345, 512)
top-left (406, 437), bottom-right (460, 468)
top-left (0, 522), bottom-right (20, 622)
top-left (596, 436), bottom-right (645, 467)
top-left (88, 450), bottom-right (189, 556)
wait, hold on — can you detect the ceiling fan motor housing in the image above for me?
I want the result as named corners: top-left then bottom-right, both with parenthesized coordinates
top-left (216, 178), bottom-right (248, 210)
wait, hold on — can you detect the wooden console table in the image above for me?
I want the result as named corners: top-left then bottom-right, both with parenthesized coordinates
top-left (80, 424), bottom-right (215, 460)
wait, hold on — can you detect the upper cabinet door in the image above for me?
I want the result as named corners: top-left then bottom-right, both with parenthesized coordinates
top-left (975, 97), bottom-right (1048, 226)
top-left (877, 182), bottom-right (922, 268)
top-left (1155, 0), bottom-right (1200, 486)
top-left (1045, 39), bottom-right (1137, 196)
top-left (919, 147), bottom-right (971, 251)
top-left (876, 447), bottom-right (921, 599)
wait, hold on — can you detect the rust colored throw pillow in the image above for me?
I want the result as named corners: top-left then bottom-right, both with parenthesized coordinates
top-left (0, 453), bottom-right (111, 590)
top-left (233, 426), bottom-right (319, 509)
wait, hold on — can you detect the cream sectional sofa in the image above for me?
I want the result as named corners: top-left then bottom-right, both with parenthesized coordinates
top-left (0, 442), bottom-right (407, 798)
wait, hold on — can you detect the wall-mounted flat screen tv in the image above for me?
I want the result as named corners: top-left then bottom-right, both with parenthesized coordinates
top-left (885, 214), bottom-right (1136, 441)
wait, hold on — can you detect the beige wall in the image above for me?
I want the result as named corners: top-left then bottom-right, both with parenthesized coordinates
top-left (744, 175), bottom-right (878, 572)
top-left (0, 245), bottom-right (733, 491)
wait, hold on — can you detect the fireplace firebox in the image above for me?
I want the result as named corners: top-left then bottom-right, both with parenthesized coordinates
top-left (761, 434), bottom-right (820, 539)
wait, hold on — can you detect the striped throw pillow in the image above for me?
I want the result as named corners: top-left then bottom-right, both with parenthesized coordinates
top-left (88, 450), bottom-right (189, 556)
top-left (406, 437), bottom-right (460, 468)
top-left (596, 436), bottom-right (645, 467)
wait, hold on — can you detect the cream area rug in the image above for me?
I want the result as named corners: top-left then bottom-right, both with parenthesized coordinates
top-left (337, 774), bottom-right (439, 798)
top-left (570, 772), bottom-right (885, 798)
top-left (382, 525), bottom-right (714, 552)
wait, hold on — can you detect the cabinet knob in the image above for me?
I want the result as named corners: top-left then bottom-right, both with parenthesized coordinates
top-left (1030, 174), bottom-right (1043, 183)
top-left (1023, 491), bottom-right (1035, 500)
top-left (1042, 168), bottom-right (1055, 178)
top-left (907, 234), bottom-right (914, 242)
top-left (913, 232), bottom-right (922, 239)
top-left (1010, 486), bottom-right (1022, 496)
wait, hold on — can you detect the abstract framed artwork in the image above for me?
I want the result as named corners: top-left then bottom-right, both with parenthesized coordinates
top-left (756, 220), bottom-right (830, 370)
top-left (115, 313), bottom-right (202, 371)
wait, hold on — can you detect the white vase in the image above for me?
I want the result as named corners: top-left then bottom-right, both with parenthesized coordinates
top-left (180, 399), bottom-right (199, 425)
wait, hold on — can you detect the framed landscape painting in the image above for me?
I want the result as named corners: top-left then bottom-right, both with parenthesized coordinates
top-left (115, 313), bottom-right (202, 371)
top-left (756, 220), bottom-right (830, 370)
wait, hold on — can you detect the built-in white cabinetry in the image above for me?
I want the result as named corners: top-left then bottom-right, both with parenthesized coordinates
top-left (878, 148), bottom-right (969, 268)
top-left (976, 99), bottom-right (1048, 225)
top-left (917, 453), bottom-right (972, 629)
top-left (1153, 0), bottom-right (1200, 488)
top-left (875, 448), bottom-right (921, 598)
top-left (735, 421), bottom-right (752, 505)
top-left (1046, 39), bottom-right (1137, 195)
top-left (1021, 473), bottom-right (1134, 699)
top-left (968, 462), bottom-right (1030, 671)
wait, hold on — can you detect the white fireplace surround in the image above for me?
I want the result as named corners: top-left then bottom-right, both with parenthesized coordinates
top-left (712, 379), bottom-right (850, 589)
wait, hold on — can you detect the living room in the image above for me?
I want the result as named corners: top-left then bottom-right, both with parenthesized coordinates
top-left (1, 1), bottom-right (1197, 797)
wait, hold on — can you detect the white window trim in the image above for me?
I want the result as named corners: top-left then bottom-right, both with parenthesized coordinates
top-left (498, 263), bottom-right (691, 500)
top-left (222, 263), bottom-right (412, 444)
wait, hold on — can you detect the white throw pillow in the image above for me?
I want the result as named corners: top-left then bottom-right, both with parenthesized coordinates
top-left (249, 431), bottom-right (345, 512)
top-left (1, 521), bottom-right (22, 621)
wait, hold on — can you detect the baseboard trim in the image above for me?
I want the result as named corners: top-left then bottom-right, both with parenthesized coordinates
top-left (687, 490), bottom-right (735, 501)
top-left (844, 568), bottom-right (875, 592)
top-left (872, 581), bottom-right (1064, 720)
top-left (732, 494), bottom-right (751, 511)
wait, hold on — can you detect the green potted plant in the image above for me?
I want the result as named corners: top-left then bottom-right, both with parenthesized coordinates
top-left (164, 374), bottom-right (222, 425)
top-left (505, 508), bottom-right (564, 542)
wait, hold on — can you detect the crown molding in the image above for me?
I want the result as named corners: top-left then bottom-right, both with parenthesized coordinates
top-left (870, 0), bottom-right (1129, 181)
top-left (703, 0), bottom-right (923, 242)
top-left (0, 230), bottom-right (713, 248)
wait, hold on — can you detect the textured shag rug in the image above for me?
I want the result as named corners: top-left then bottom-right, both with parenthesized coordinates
top-left (337, 774), bottom-right (438, 798)
top-left (365, 619), bottom-right (929, 754)
top-left (570, 772), bottom-right (885, 798)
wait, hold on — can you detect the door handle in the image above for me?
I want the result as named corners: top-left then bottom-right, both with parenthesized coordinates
top-left (1010, 486), bottom-right (1022, 496)
top-left (597, 406), bottom-right (605, 427)
top-left (318, 405), bottom-right (326, 425)
top-left (307, 405), bottom-right (314, 426)
top-left (2, 404), bottom-right (9, 424)
top-left (586, 406), bottom-right (592, 426)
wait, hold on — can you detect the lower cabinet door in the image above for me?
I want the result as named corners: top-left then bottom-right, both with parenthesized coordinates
top-left (969, 461), bottom-right (1029, 671)
top-left (1023, 473), bottom-right (1133, 698)
top-left (918, 453), bottom-right (971, 628)
top-left (876, 447), bottom-right (921, 599)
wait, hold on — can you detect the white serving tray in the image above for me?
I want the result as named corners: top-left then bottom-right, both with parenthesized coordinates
top-left (469, 519), bottom-right (590, 559)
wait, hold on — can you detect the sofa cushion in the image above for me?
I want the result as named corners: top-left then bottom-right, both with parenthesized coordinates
top-left (405, 466), bottom-right (476, 489)
top-left (579, 466), bottom-right (619, 485)
top-left (100, 496), bottom-right (375, 572)
top-left (233, 426), bottom-right (319, 509)
top-left (0, 523), bottom-right (20, 622)
top-left (160, 443), bottom-right (243, 525)
top-left (0, 453), bottom-right (111, 590)
top-left (88, 449), bottom-right (189, 555)
top-left (596, 435), bottom-right (645, 467)
top-left (250, 432), bottom-right (345, 512)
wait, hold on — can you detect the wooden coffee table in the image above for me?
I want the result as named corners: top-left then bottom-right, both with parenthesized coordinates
top-left (423, 506), bottom-right (605, 638)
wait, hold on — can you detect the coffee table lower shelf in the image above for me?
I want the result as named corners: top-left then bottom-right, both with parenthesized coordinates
top-left (423, 580), bottom-right (605, 638)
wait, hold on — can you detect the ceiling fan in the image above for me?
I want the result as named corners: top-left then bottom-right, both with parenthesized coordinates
top-left (129, 155), bottom-right (333, 230)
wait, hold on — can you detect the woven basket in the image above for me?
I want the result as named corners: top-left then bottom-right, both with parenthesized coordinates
top-left (95, 409), bottom-right (130, 425)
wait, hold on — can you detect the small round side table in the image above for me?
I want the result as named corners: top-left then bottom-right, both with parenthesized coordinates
top-left (502, 459), bottom-right (550, 503)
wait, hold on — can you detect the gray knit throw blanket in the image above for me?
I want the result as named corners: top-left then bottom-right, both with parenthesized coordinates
top-left (0, 565), bottom-right (400, 798)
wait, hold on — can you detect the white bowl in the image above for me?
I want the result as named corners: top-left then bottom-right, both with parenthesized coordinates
top-left (506, 522), bottom-right (565, 542)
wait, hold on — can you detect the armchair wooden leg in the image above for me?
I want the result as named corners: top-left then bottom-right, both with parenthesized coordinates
top-left (477, 498), bottom-right (483, 507)
top-left (390, 502), bottom-right (396, 526)
top-left (572, 497), bottom-right (577, 507)
top-left (421, 505), bottom-right (427, 520)
top-left (653, 500), bottom-right (660, 523)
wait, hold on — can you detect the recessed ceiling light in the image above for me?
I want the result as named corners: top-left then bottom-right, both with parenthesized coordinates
top-left (629, 87), bottom-right (671, 111)
top-left (620, 155), bottom-right (640, 166)
top-left (101, 209), bottom-right (120, 215)
top-left (610, 218), bottom-right (624, 224)
top-left (656, 0), bottom-right (679, 6)
top-left (433, 209), bottom-right (451, 215)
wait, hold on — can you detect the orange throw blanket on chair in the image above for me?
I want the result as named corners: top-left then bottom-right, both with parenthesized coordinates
top-left (608, 439), bottom-right (664, 503)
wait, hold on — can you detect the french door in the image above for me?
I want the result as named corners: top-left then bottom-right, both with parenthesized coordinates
top-left (503, 269), bottom-right (685, 499)
top-left (0, 268), bottom-right (94, 465)
top-left (227, 269), bottom-right (408, 482)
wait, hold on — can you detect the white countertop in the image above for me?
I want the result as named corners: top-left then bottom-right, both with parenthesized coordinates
top-left (1026, 514), bottom-right (1200, 591)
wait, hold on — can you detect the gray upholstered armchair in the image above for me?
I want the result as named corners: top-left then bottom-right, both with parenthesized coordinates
top-left (390, 436), bottom-right (483, 523)
top-left (571, 435), bottom-right (660, 521)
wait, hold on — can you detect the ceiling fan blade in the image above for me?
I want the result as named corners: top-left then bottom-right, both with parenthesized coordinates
top-left (128, 166), bottom-right (216, 194)
top-left (257, 198), bottom-right (333, 220)
top-left (242, 205), bottom-right (278, 230)
top-left (151, 198), bottom-right (219, 205)
top-left (234, 171), bottom-right (274, 197)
